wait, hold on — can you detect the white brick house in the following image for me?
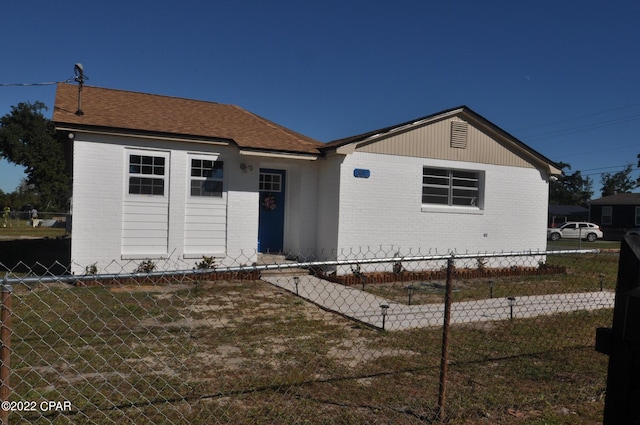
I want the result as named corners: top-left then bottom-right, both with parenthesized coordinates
top-left (317, 108), bottom-right (561, 268)
top-left (53, 84), bottom-right (560, 273)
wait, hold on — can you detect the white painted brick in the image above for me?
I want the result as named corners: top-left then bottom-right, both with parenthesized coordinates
top-left (70, 134), bottom-right (550, 274)
top-left (331, 152), bottom-right (549, 260)
top-left (70, 135), bottom-right (262, 273)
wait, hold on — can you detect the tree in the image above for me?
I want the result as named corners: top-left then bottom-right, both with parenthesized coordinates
top-left (0, 102), bottom-right (70, 210)
top-left (549, 162), bottom-right (593, 206)
top-left (600, 164), bottom-right (638, 197)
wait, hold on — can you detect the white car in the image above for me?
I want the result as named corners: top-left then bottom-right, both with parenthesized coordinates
top-left (547, 222), bottom-right (603, 242)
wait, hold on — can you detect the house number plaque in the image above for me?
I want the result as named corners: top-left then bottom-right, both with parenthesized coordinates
top-left (353, 169), bottom-right (370, 178)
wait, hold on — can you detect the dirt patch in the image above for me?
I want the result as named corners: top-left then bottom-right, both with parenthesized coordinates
top-left (109, 284), bottom-right (191, 294)
top-left (328, 337), bottom-right (419, 368)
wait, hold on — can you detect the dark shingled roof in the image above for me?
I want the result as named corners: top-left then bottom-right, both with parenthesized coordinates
top-left (548, 205), bottom-right (589, 216)
top-left (589, 193), bottom-right (640, 205)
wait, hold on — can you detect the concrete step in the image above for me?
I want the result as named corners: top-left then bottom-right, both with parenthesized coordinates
top-left (257, 253), bottom-right (310, 277)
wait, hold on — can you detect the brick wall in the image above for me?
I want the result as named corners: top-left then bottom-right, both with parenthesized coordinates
top-left (70, 135), bottom-right (261, 273)
top-left (333, 152), bottom-right (549, 260)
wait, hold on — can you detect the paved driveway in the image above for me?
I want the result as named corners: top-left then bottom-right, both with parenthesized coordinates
top-left (261, 274), bottom-right (615, 331)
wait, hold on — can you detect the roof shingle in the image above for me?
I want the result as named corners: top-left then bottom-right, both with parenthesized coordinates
top-left (53, 84), bottom-right (323, 155)
top-left (589, 193), bottom-right (640, 205)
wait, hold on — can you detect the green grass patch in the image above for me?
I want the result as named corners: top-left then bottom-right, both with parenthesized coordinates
top-left (547, 239), bottom-right (620, 250)
top-left (0, 224), bottom-right (67, 239)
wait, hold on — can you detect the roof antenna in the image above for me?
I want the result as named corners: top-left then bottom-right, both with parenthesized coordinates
top-left (74, 63), bottom-right (85, 116)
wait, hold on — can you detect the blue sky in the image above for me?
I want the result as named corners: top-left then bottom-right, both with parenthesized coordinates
top-left (2, 0), bottom-right (640, 198)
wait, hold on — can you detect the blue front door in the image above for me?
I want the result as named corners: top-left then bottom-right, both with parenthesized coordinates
top-left (258, 169), bottom-right (285, 253)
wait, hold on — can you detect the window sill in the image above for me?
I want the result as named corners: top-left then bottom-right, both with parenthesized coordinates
top-left (421, 205), bottom-right (484, 215)
top-left (183, 253), bottom-right (226, 259)
top-left (121, 254), bottom-right (168, 260)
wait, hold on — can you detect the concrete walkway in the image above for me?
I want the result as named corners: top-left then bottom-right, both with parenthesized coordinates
top-left (261, 274), bottom-right (615, 331)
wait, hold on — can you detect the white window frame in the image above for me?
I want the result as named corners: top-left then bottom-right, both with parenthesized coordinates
top-left (126, 149), bottom-right (169, 199)
top-left (602, 206), bottom-right (612, 225)
top-left (259, 172), bottom-right (283, 192)
top-left (122, 149), bottom-right (170, 259)
top-left (421, 167), bottom-right (484, 213)
top-left (189, 155), bottom-right (224, 198)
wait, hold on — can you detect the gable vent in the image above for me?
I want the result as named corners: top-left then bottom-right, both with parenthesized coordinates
top-left (450, 121), bottom-right (468, 149)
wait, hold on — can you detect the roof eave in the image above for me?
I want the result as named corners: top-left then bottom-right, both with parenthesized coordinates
top-left (54, 123), bottom-right (233, 146)
top-left (458, 109), bottom-right (562, 175)
top-left (322, 106), bottom-right (561, 175)
top-left (239, 148), bottom-right (319, 160)
top-left (321, 106), bottom-right (466, 153)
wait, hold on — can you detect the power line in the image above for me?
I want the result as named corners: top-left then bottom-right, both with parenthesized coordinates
top-left (583, 165), bottom-right (640, 178)
top-left (0, 77), bottom-right (76, 87)
top-left (512, 103), bottom-right (640, 144)
top-left (525, 113), bottom-right (640, 142)
top-left (582, 164), bottom-right (637, 172)
top-left (516, 102), bottom-right (640, 133)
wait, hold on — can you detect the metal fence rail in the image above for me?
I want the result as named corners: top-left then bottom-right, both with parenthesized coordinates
top-left (0, 248), bottom-right (615, 424)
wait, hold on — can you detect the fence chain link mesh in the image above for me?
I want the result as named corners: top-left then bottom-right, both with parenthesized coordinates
top-left (0, 249), bottom-right (615, 424)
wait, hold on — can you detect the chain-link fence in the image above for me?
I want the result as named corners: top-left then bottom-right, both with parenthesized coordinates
top-left (0, 248), bottom-right (615, 424)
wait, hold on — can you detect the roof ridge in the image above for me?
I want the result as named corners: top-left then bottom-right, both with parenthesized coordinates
top-left (60, 83), bottom-right (227, 107)
top-left (232, 105), bottom-right (322, 146)
top-left (321, 105), bottom-right (467, 149)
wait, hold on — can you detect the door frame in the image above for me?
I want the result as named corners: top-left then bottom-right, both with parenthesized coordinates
top-left (257, 168), bottom-right (286, 253)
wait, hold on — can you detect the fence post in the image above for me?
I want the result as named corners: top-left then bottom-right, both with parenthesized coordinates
top-left (437, 256), bottom-right (454, 422)
top-left (0, 275), bottom-right (12, 425)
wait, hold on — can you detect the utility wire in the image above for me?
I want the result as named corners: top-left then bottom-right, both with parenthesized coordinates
top-left (517, 102), bottom-right (640, 133)
top-left (0, 76), bottom-right (76, 87)
top-left (524, 113), bottom-right (640, 142)
top-left (582, 167), bottom-right (637, 177)
top-left (514, 103), bottom-right (640, 143)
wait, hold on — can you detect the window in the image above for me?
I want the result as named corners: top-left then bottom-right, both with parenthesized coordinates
top-left (259, 172), bottom-right (282, 192)
top-left (422, 167), bottom-right (480, 207)
top-left (190, 158), bottom-right (224, 197)
top-left (602, 206), bottom-right (612, 225)
top-left (635, 207), bottom-right (640, 226)
top-left (128, 153), bottom-right (166, 195)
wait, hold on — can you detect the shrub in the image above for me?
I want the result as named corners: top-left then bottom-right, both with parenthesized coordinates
top-left (135, 260), bottom-right (156, 273)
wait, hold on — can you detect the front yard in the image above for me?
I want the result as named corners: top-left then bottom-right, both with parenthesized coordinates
top-left (8, 268), bottom-right (611, 424)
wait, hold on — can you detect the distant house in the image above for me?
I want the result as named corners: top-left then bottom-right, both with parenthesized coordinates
top-left (53, 84), bottom-right (561, 273)
top-left (589, 193), bottom-right (640, 239)
top-left (548, 204), bottom-right (589, 227)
